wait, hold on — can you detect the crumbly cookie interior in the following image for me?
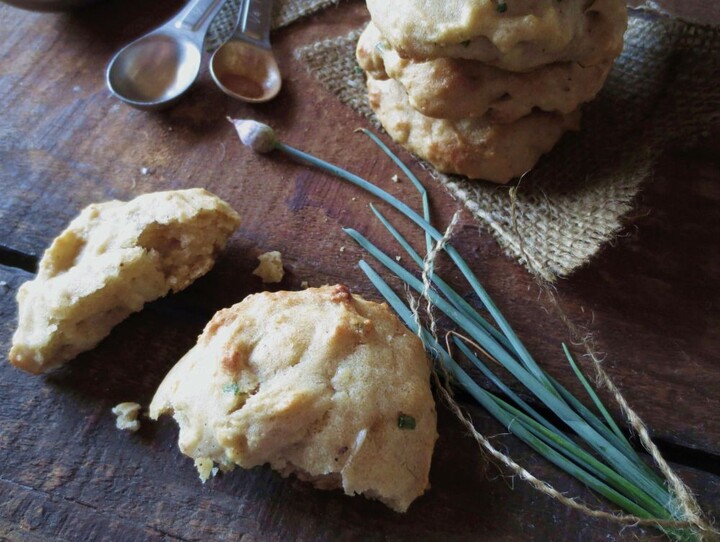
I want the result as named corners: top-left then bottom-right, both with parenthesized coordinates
top-left (9, 189), bottom-right (240, 374)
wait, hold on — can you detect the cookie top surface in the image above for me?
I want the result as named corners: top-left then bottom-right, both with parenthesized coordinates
top-left (367, 0), bottom-right (627, 71)
top-left (150, 285), bottom-right (438, 513)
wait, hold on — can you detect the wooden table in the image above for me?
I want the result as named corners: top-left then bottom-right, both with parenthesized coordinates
top-left (1, 1), bottom-right (718, 540)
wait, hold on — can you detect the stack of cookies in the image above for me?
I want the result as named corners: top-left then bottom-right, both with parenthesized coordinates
top-left (356, 0), bottom-right (628, 183)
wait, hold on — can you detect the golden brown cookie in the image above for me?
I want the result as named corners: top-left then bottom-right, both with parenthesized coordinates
top-left (150, 285), bottom-right (438, 513)
top-left (358, 22), bottom-right (613, 123)
top-left (9, 189), bottom-right (240, 374)
top-left (366, 0), bottom-right (627, 72)
top-left (367, 76), bottom-right (581, 183)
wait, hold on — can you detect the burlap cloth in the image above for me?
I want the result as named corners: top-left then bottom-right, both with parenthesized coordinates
top-left (295, 10), bottom-right (720, 281)
top-left (206, 0), bottom-right (338, 49)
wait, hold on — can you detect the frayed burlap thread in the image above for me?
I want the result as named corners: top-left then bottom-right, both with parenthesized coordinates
top-left (295, 13), bottom-right (720, 282)
top-left (206, 0), bottom-right (338, 50)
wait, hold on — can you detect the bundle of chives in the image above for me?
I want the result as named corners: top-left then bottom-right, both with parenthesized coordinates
top-left (231, 119), bottom-right (713, 541)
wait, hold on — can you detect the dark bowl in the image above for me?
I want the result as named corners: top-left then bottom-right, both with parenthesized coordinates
top-left (1, 0), bottom-right (103, 11)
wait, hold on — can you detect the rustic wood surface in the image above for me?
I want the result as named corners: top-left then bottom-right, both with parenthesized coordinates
top-left (1, 1), bottom-right (719, 541)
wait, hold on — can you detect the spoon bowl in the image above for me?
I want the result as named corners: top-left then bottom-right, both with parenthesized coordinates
top-left (107, 32), bottom-right (202, 110)
top-left (210, 40), bottom-right (281, 103)
top-left (209, 0), bottom-right (281, 103)
top-left (105, 0), bottom-right (226, 110)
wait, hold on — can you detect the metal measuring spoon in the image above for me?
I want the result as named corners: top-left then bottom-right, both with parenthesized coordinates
top-left (209, 0), bottom-right (281, 103)
top-left (106, 0), bottom-right (227, 110)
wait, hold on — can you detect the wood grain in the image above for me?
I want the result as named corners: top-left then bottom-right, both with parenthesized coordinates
top-left (1, 265), bottom-right (718, 542)
top-left (1, 0), bottom-right (718, 455)
top-left (1, 0), bottom-right (719, 539)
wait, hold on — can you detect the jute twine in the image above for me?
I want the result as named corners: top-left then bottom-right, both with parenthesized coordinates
top-left (205, 0), bottom-right (338, 50)
top-left (412, 217), bottom-right (718, 538)
top-left (217, 1), bottom-right (718, 535)
top-left (295, 12), bottom-right (720, 282)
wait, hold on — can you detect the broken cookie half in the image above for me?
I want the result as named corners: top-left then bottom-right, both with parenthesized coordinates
top-left (150, 285), bottom-right (438, 513)
top-left (9, 188), bottom-right (240, 374)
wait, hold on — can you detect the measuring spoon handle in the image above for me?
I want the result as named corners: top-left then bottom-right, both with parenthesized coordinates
top-left (171, 0), bottom-right (228, 38)
top-left (234, 0), bottom-right (274, 48)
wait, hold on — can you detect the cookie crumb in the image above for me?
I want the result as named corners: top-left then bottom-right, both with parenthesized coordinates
top-left (330, 284), bottom-right (353, 303)
top-left (112, 402), bottom-right (142, 432)
top-left (194, 457), bottom-right (216, 483)
top-left (253, 251), bottom-right (284, 283)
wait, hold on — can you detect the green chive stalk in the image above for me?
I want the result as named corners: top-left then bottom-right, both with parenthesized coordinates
top-left (230, 119), bottom-right (713, 541)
